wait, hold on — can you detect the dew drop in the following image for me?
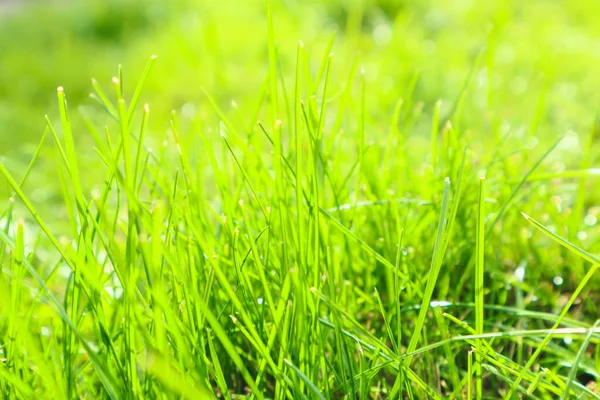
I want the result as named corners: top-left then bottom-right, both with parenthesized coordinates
top-left (584, 214), bottom-right (597, 226)
top-left (514, 262), bottom-right (526, 282)
top-left (530, 295), bottom-right (538, 302)
top-left (553, 276), bottom-right (564, 286)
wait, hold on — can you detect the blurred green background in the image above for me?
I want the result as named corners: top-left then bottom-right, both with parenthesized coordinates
top-left (2, 0), bottom-right (600, 193)
top-left (3, 0), bottom-right (600, 136)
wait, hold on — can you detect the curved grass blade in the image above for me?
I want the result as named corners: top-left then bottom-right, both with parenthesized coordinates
top-left (0, 229), bottom-right (120, 399)
top-left (127, 55), bottom-right (157, 127)
top-left (561, 320), bottom-right (600, 400)
top-left (403, 177), bottom-right (451, 365)
top-left (319, 207), bottom-right (407, 281)
top-left (487, 136), bottom-right (562, 235)
top-left (284, 359), bottom-right (326, 400)
top-left (505, 213), bottom-right (600, 398)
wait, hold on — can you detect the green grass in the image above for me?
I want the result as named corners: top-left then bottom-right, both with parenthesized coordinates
top-left (2, 0), bottom-right (600, 398)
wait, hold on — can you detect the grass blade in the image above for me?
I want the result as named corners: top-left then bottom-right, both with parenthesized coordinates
top-left (284, 358), bottom-right (326, 400)
top-left (475, 177), bottom-right (485, 398)
top-left (404, 177), bottom-right (451, 364)
top-left (561, 320), bottom-right (600, 400)
top-left (506, 213), bottom-right (600, 397)
top-left (319, 207), bottom-right (407, 281)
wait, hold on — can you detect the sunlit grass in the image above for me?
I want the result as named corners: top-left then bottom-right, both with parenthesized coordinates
top-left (1, 1), bottom-right (600, 399)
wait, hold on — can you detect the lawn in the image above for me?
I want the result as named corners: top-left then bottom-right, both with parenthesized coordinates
top-left (1, 0), bottom-right (600, 398)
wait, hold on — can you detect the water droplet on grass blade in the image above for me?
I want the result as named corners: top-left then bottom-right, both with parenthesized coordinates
top-left (514, 262), bottom-right (526, 282)
top-left (553, 276), bottom-right (564, 286)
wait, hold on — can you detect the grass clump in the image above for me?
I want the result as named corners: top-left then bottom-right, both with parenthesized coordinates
top-left (1, 2), bottom-right (600, 399)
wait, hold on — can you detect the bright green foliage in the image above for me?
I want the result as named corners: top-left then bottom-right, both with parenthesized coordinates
top-left (1, 1), bottom-right (600, 399)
